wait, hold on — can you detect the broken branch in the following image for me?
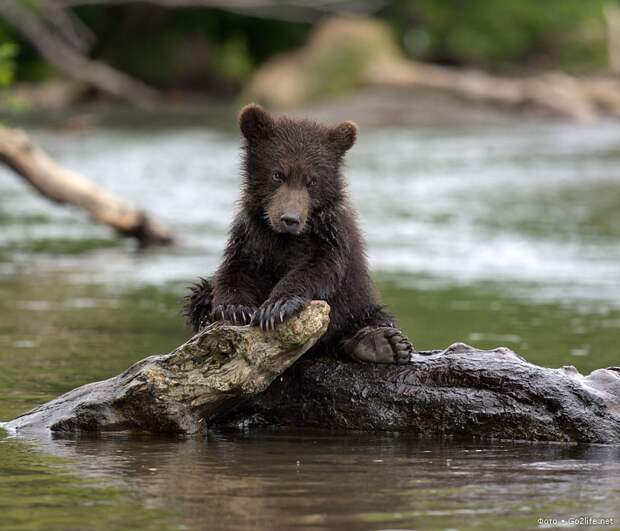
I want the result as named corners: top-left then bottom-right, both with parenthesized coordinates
top-left (0, 127), bottom-right (174, 246)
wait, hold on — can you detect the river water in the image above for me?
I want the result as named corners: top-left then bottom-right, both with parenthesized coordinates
top-left (0, 110), bottom-right (619, 530)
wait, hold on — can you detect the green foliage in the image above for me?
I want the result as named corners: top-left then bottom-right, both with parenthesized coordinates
top-left (210, 34), bottom-right (253, 83)
top-left (385, 0), bottom-right (609, 72)
top-left (0, 38), bottom-right (18, 87)
top-left (0, 19), bottom-right (51, 84)
top-left (75, 6), bottom-right (308, 89)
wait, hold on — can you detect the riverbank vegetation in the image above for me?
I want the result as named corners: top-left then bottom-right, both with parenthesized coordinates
top-left (1, 0), bottom-right (620, 116)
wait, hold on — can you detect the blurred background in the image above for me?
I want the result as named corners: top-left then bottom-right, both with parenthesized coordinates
top-left (1, 2), bottom-right (620, 531)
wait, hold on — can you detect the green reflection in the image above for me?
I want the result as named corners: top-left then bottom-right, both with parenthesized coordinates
top-left (14, 237), bottom-right (123, 255)
top-left (0, 432), bottom-right (177, 531)
top-left (0, 274), bottom-right (187, 420)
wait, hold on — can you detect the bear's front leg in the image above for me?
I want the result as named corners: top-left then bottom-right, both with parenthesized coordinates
top-left (251, 250), bottom-right (342, 332)
top-left (209, 253), bottom-right (263, 327)
top-left (343, 326), bottom-right (414, 364)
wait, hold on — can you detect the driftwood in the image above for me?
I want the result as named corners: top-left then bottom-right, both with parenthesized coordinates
top-left (2, 301), bottom-right (619, 443)
top-left (0, 127), bottom-right (173, 246)
top-left (1, 301), bottom-right (330, 434)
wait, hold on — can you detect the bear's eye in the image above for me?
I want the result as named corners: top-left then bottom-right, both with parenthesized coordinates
top-left (272, 171), bottom-right (285, 183)
top-left (308, 177), bottom-right (318, 187)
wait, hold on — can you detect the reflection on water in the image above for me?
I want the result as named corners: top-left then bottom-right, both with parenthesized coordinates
top-left (1, 429), bottom-right (619, 531)
top-left (1, 115), bottom-right (620, 530)
top-left (0, 434), bottom-right (176, 531)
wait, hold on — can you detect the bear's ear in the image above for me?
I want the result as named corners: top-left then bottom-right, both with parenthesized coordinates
top-left (328, 121), bottom-right (358, 155)
top-left (239, 103), bottom-right (274, 142)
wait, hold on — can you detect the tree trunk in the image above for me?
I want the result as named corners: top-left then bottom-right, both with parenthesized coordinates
top-left (2, 302), bottom-right (619, 443)
top-left (0, 127), bottom-right (173, 246)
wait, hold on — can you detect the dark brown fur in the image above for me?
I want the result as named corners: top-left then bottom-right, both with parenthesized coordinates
top-left (184, 105), bottom-right (413, 363)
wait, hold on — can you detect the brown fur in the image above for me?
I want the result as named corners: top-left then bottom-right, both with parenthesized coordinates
top-left (184, 104), bottom-right (413, 364)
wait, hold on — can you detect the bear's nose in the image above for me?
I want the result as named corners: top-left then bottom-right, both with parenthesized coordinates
top-left (280, 213), bottom-right (301, 233)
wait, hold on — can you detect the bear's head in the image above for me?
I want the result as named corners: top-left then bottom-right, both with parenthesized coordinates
top-left (238, 103), bottom-right (357, 236)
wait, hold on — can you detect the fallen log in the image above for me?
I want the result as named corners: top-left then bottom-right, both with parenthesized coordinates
top-left (2, 302), bottom-right (619, 443)
top-left (0, 127), bottom-right (173, 246)
top-left (1, 301), bottom-right (329, 434)
top-left (223, 343), bottom-right (620, 443)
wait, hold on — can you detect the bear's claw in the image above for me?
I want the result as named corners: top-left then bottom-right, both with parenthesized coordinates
top-left (251, 296), bottom-right (309, 332)
top-left (346, 326), bottom-right (414, 364)
top-left (209, 304), bottom-right (256, 326)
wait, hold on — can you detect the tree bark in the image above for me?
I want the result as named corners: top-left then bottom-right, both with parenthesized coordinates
top-left (0, 127), bottom-right (173, 246)
top-left (224, 343), bottom-right (620, 443)
top-left (2, 302), bottom-right (619, 443)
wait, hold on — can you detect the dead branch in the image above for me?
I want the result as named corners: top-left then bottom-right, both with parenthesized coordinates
top-left (0, 127), bottom-right (173, 246)
top-left (43, 1), bottom-right (97, 53)
top-left (0, 3), bottom-right (158, 106)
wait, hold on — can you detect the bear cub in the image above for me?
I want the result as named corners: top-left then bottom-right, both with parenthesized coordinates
top-left (184, 104), bottom-right (413, 364)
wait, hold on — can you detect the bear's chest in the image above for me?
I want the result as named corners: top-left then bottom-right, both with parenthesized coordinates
top-left (245, 233), bottom-right (308, 277)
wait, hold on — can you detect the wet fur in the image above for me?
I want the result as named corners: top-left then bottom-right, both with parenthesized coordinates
top-left (184, 105), bottom-right (412, 362)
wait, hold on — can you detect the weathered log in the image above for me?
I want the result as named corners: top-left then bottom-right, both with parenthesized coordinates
top-left (0, 127), bottom-right (173, 246)
top-left (2, 302), bottom-right (619, 443)
top-left (1, 301), bottom-right (330, 434)
top-left (224, 343), bottom-right (620, 444)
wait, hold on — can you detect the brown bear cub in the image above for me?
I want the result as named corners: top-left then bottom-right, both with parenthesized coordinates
top-left (184, 104), bottom-right (413, 364)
